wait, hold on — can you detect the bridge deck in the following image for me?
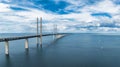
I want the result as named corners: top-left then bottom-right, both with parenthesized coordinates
top-left (0, 34), bottom-right (61, 42)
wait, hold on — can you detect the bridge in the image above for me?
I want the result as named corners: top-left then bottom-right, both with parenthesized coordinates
top-left (0, 17), bottom-right (66, 56)
top-left (0, 34), bottom-right (65, 42)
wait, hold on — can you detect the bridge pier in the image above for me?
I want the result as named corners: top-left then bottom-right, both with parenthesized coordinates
top-left (0, 33), bottom-right (65, 55)
top-left (25, 38), bottom-right (29, 49)
top-left (5, 41), bottom-right (9, 55)
top-left (56, 34), bottom-right (65, 39)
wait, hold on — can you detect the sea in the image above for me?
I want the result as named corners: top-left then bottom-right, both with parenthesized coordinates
top-left (0, 33), bottom-right (120, 67)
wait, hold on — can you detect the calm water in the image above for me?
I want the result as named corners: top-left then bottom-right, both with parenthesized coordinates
top-left (0, 33), bottom-right (120, 67)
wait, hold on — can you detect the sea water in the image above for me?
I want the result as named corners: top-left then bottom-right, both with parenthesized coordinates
top-left (0, 33), bottom-right (120, 67)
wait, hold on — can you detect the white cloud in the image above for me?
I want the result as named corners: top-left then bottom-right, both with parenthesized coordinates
top-left (82, 0), bottom-right (120, 15)
top-left (0, 0), bottom-right (120, 33)
top-left (0, 3), bottom-right (58, 33)
top-left (0, 3), bottom-right (12, 12)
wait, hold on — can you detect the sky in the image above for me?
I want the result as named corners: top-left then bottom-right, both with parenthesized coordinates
top-left (0, 0), bottom-right (120, 33)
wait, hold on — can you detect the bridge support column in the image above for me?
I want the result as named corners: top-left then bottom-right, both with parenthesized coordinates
top-left (25, 38), bottom-right (29, 49)
top-left (56, 34), bottom-right (64, 39)
top-left (40, 17), bottom-right (42, 48)
top-left (40, 35), bottom-right (42, 48)
top-left (5, 41), bottom-right (9, 55)
top-left (36, 17), bottom-right (39, 47)
top-left (53, 24), bottom-right (57, 40)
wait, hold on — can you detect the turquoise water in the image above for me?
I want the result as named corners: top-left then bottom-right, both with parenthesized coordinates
top-left (0, 33), bottom-right (120, 67)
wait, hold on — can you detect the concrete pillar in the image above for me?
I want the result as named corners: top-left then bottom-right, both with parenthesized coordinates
top-left (53, 30), bottom-right (55, 40)
top-left (54, 24), bottom-right (57, 39)
top-left (40, 17), bottom-right (42, 48)
top-left (56, 34), bottom-right (64, 39)
top-left (25, 38), bottom-right (29, 49)
top-left (36, 17), bottom-right (39, 46)
top-left (53, 24), bottom-right (56, 40)
top-left (5, 41), bottom-right (9, 55)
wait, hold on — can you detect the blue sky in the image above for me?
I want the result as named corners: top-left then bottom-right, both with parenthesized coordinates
top-left (0, 0), bottom-right (120, 33)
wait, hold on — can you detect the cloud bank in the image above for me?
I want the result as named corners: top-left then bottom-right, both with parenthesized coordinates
top-left (0, 0), bottom-right (120, 33)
